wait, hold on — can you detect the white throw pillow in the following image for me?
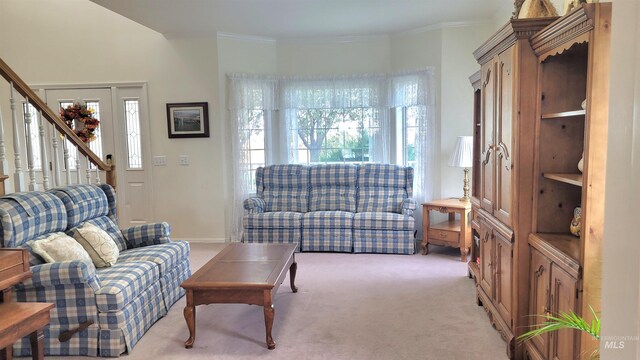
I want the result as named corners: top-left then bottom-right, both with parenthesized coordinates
top-left (29, 232), bottom-right (93, 264)
top-left (72, 222), bottom-right (120, 268)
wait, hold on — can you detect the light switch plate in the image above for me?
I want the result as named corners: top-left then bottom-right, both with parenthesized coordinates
top-left (179, 155), bottom-right (190, 165)
top-left (153, 156), bottom-right (167, 166)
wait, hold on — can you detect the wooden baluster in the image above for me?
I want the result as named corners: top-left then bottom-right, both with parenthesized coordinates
top-left (9, 83), bottom-right (26, 192)
top-left (94, 166), bottom-right (100, 184)
top-left (24, 97), bottom-right (37, 191)
top-left (37, 111), bottom-right (50, 190)
top-left (63, 138), bottom-right (71, 185)
top-left (50, 124), bottom-right (61, 187)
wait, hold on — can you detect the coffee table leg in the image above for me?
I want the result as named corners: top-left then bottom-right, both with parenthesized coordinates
top-left (263, 291), bottom-right (275, 350)
top-left (184, 291), bottom-right (196, 349)
top-left (289, 260), bottom-right (298, 293)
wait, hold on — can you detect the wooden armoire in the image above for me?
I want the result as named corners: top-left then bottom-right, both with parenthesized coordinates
top-left (469, 4), bottom-right (610, 360)
top-left (469, 17), bottom-right (555, 358)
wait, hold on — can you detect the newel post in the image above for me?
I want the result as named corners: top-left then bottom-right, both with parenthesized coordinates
top-left (106, 154), bottom-right (116, 189)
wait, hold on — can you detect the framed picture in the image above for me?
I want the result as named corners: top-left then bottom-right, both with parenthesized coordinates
top-left (166, 102), bottom-right (210, 138)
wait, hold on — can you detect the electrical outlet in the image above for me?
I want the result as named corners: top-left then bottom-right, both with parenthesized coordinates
top-left (179, 155), bottom-right (190, 166)
top-left (153, 156), bottom-right (167, 166)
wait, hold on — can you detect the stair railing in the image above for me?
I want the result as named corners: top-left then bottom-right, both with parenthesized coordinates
top-left (0, 57), bottom-right (114, 194)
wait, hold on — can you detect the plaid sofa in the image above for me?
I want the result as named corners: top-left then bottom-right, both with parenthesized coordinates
top-left (0, 184), bottom-right (190, 357)
top-left (243, 164), bottom-right (417, 254)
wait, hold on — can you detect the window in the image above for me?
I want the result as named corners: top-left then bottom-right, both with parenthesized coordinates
top-left (228, 70), bottom-right (435, 240)
top-left (238, 109), bottom-right (267, 189)
top-left (59, 101), bottom-right (78, 170)
top-left (124, 99), bottom-right (142, 169)
top-left (290, 107), bottom-right (378, 164)
top-left (395, 106), bottom-right (421, 168)
top-left (85, 101), bottom-right (103, 168)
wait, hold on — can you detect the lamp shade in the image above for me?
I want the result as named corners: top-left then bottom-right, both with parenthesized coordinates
top-left (448, 136), bottom-right (473, 168)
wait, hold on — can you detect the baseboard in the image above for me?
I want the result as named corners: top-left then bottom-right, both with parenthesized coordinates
top-left (180, 238), bottom-right (227, 243)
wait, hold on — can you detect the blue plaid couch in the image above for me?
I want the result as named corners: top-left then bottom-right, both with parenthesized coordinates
top-left (243, 164), bottom-right (417, 254)
top-left (0, 184), bottom-right (191, 357)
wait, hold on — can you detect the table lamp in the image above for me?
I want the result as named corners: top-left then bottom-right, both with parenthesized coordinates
top-left (448, 136), bottom-right (473, 201)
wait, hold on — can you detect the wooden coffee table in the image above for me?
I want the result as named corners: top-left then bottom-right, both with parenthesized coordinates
top-left (180, 243), bottom-right (298, 350)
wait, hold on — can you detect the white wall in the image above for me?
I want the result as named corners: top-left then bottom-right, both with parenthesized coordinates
top-left (391, 24), bottom-right (494, 199)
top-left (277, 37), bottom-right (391, 76)
top-left (602, 0), bottom-right (640, 358)
top-left (0, 0), bottom-right (226, 241)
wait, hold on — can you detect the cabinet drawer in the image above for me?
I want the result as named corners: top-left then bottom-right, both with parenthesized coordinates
top-left (428, 229), bottom-right (460, 244)
top-left (0, 250), bottom-right (24, 273)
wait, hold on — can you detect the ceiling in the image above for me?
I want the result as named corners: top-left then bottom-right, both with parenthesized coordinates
top-left (90, 0), bottom-right (505, 39)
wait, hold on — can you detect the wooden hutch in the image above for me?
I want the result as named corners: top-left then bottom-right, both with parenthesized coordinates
top-left (526, 4), bottom-right (610, 360)
top-left (469, 3), bottom-right (610, 360)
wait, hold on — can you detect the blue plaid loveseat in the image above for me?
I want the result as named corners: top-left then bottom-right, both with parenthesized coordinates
top-left (0, 184), bottom-right (191, 357)
top-left (243, 164), bottom-right (417, 254)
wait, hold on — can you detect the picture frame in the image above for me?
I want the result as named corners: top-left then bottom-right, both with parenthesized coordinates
top-left (166, 102), bottom-right (210, 138)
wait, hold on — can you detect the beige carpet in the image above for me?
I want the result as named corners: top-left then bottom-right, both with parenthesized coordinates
top-left (51, 242), bottom-right (509, 360)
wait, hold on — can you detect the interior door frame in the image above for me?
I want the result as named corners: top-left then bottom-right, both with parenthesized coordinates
top-left (30, 81), bottom-right (154, 225)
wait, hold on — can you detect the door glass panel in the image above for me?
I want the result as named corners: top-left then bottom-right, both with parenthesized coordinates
top-left (124, 100), bottom-right (142, 169)
top-left (85, 101), bottom-right (104, 168)
top-left (59, 101), bottom-right (78, 170)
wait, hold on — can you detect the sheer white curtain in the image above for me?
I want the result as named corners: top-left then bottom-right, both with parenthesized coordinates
top-left (227, 74), bottom-right (279, 241)
top-left (389, 68), bottom-right (436, 238)
top-left (280, 75), bottom-right (389, 163)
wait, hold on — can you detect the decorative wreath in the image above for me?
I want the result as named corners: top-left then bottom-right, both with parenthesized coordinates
top-left (59, 102), bottom-right (100, 143)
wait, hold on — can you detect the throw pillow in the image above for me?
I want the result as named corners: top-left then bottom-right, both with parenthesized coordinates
top-left (72, 222), bottom-right (120, 268)
top-left (28, 232), bottom-right (93, 264)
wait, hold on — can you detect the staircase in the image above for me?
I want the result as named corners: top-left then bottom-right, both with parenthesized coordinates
top-left (0, 57), bottom-right (114, 195)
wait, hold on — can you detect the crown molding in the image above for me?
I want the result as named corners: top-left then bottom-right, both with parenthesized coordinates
top-left (216, 32), bottom-right (277, 44)
top-left (393, 20), bottom-right (492, 37)
top-left (277, 34), bottom-right (390, 44)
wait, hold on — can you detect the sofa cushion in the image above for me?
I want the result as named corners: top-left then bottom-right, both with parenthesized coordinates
top-left (309, 164), bottom-right (357, 212)
top-left (302, 211), bottom-right (354, 229)
top-left (50, 185), bottom-right (110, 228)
top-left (353, 212), bottom-right (415, 231)
top-left (356, 164), bottom-right (412, 213)
top-left (51, 185), bottom-right (128, 251)
top-left (357, 164), bottom-right (413, 190)
top-left (118, 241), bottom-right (190, 275)
top-left (28, 232), bottom-right (92, 264)
top-left (258, 165), bottom-right (309, 212)
top-left (0, 192), bottom-right (67, 248)
top-left (72, 223), bottom-right (120, 268)
top-left (357, 188), bottom-right (406, 213)
top-left (94, 261), bottom-right (159, 312)
top-left (243, 212), bottom-right (303, 229)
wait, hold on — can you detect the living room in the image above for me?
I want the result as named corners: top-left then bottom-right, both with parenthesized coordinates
top-left (0, 0), bottom-right (638, 359)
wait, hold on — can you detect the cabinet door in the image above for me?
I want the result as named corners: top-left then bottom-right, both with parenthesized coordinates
top-left (529, 248), bottom-right (552, 357)
top-left (493, 230), bottom-right (513, 326)
top-left (495, 48), bottom-right (514, 226)
top-left (550, 264), bottom-right (578, 360)
top-left (480, 59), bottom-right (496, 214)
top-left (478, 220), bottom-right (493, 297)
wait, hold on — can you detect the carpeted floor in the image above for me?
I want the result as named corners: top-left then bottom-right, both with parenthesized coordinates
top-left (51, 242), bottom-right (510, 360)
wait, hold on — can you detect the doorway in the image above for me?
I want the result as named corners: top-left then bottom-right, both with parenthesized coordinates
top-left (39, 84), bottom-right (153, 228)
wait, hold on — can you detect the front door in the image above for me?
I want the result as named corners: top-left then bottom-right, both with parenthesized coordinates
top-left (43, 86), bottom-right (153, 228)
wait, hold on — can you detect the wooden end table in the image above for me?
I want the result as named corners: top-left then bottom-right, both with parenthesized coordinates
top-left (421, 198), bottom-right (472, 261)
top-left (0, 249), bottom-right (54, 360)
top-left (180, 243), bottom-right (298, 350)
